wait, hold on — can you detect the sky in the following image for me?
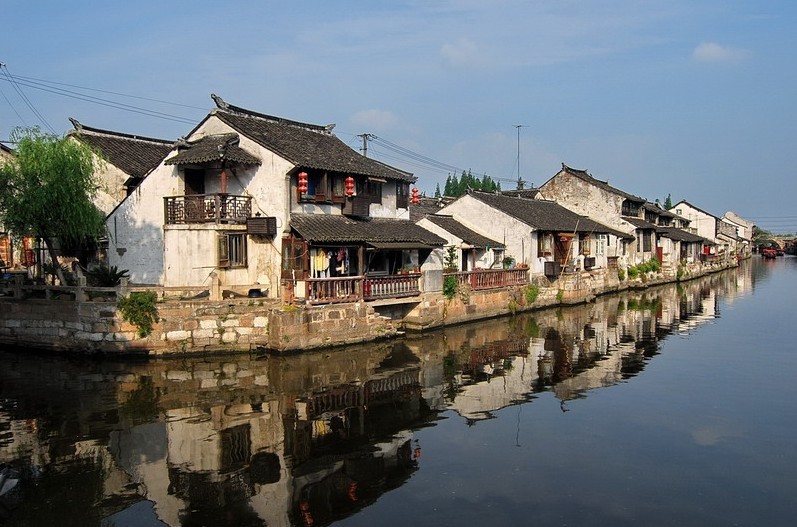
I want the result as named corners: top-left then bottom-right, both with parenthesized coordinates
top-left (2, 0), bottom-right (796, 233)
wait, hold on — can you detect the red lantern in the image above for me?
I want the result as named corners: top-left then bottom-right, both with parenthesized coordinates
top-left (411, 187), bottom-right (420, 204)
top-left (298, 171), bottom-right (308, 194)
top-left (345, 176), bottom-right (355, 196)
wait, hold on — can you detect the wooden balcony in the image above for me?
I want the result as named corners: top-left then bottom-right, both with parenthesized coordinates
top-left (364, 272), bottom-right (421, 300)
top-left (445, 268), bottom-right (529, 290)
top-left (303, 273), bottom-right (421, 305)
top-left (164, 194), bottom-right (252, 225)
top-left (305, 276), bottom-right (363, 305)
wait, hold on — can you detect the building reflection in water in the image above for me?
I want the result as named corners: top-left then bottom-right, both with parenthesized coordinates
top-left (0, 261), bottom-right (753, 526)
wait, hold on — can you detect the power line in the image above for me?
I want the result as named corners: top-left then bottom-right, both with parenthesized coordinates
top-left (6, 73), bottom-right (207, 111)
top-left (0, 70), bottom-right (201, 127)
top-left (364, 134), bottom-right (521, 185)
top-left (1, 64), bottom-right (55, 133)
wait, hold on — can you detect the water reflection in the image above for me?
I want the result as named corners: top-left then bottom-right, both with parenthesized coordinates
top-left (0, 261), bottom-right (755, 526)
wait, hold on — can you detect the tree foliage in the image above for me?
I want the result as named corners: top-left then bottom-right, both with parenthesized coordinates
top-left (0, 128), bottom-right (106, 280)
top-left (442, 169), bottom-right (501, 197)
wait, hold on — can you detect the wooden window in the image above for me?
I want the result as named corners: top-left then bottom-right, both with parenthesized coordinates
top-left (622, 200), bottom-right (639, 217)
top-left (218, 232), bottom-right (247, 268)
top-left (643, 231), bottom-right (652, 252)
top-left (332, 175), bottom-right (347, 204)
top-left (396, 182), bottom-right (409, 208)
top-left (357, 179), bottom-right (383, 204)
top-left (299, 172), bottom-right (330, 203)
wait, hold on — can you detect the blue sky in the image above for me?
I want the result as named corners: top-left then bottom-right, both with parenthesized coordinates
top-left (2, 1), bottom-right (796, 232)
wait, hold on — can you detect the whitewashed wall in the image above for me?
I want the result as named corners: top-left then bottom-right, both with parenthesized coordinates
top-left (437, 195), bottom-right (538, 271)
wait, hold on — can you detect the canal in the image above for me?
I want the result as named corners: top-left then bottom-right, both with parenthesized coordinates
top-left (1, 257), bottom-right (795, 526)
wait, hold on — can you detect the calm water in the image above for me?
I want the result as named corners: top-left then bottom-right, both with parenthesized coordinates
top-left (1, 257), bottom-right (795, 526)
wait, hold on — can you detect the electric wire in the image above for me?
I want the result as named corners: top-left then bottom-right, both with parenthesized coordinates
top-left (6, 73), bottom-right (207, 111)
top-left (0, 75), bottom-right (198, 125)
top-left (0, 82), bottom-right (27, 127)
top-left (1, 65), bottom-right (55, 133)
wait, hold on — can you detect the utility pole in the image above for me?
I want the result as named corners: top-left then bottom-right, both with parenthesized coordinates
top-left (357, 133), bottom-right (374, 157)
top-left (514, 125), bottom-right (526, 189)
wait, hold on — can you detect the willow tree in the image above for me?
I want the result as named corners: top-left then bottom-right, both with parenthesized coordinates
top-left (0, 127), bottom-right (105, 284)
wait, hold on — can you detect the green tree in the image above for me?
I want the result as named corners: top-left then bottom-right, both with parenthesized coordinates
top-left (0, 127), bottom-right (106, 284)
top-left (434, 182), bottom-right (442, 198)
top-left (663, 193), bottom-right (673, 209)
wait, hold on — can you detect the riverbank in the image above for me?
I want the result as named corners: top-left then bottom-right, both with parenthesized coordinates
top-left (0, 259), bottom-right (739, 355)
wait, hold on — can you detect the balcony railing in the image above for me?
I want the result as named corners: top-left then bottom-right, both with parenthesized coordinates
top-left (364, 272), bottom-right (421, 300)
top-left (304, 272), bottom-right (421, 305)
top-left (164, 194), bottom-right (252, 225)
top-left (305, 276), bottom-right (363, 305)
top-left (445, 268), bottom-right (529, 290)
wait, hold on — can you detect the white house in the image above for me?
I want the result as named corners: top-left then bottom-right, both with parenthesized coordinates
top-left (106, 95), bottom-right (444, 301)
top-left (433, 190), bottom-right (630, 278)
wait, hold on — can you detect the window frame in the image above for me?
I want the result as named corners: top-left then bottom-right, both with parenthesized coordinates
top-left (218, 232), bottom-right (248, 268)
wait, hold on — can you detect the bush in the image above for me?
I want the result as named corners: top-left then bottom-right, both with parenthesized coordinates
top-left (118, 291), bottom-right (159, 337)
top-left (443, 275), bottom-right (458, 299)
top-left (524, 284), bottom-right (540, 304)
top-left (86, 265), bottom-right (129, 287)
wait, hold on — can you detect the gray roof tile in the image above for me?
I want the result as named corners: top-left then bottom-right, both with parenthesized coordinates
top-left (290, 214), bottom-right (445, 245)
top-left (425, 215), bottom-right (504, 249)
top-left (467, 191), bottom-right (633, 239)
top-left (211, 96), bottom-right (415, 183)
top-left (68, 120), bottom-right (173, 179)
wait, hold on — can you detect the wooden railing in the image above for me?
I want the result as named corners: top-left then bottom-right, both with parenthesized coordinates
top-left (445, 268), bottom-right (529, 290)
top-left (304, 273), bottom-right (421, 305)
top-left (164, 194), bottom-right (252, 225)
top-left (305, 276), bottom-right (362, 305)
top-left (364, 273), bottom-right (421, 300)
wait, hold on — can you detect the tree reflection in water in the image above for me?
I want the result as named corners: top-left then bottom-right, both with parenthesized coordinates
top-left (0, 260), bottom-right (757, 526)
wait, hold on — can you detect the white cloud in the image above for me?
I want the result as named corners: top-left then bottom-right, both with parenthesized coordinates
top-left (692, 42), bottom-right (750, 63)
top-left (350, 109), bottom-right (398, 131)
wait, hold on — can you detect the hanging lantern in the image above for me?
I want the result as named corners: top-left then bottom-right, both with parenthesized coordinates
top-left (345, 176), bottom-right (355, 196)
top-left (411, 187), bottom-right (420, 204)
top-left (298, 171), bottom-right (308, 194)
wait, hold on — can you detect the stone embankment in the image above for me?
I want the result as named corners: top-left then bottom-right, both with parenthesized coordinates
top-left (0, 260), bottom-right (737, 355)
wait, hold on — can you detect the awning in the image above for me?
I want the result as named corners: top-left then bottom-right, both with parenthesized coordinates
top-left (368, 241), bottom-right (435, 250)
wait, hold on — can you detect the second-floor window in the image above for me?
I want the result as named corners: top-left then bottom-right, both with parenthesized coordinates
top-left (357, 178), bottom-right (383, 204)
top-left (396, 182), bottom-right (409, 208)
top-left (622, 200), bottom-right (640, 217)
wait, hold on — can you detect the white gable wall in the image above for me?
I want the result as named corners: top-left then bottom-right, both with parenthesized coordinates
top-left (106, 160), bottom-right (178, 285)
top-left (107, 115), bottom-right (295, 292)
top-left (437, 195), bottom-right (540, 271)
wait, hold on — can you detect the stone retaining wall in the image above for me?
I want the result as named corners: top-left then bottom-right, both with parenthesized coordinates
top-left (0, 261), bottom-right (737, 355)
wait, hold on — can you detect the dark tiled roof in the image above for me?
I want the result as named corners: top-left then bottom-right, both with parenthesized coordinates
top-left (643, 201), bottom-right (678, 219)
top-left (558, 163), bottom-right (646, 203)
top-left (657, 227), bottom-right (710, 244)
top-left (165, 134), bottom-right (261, 166)
top-left (467, 191), bottom-right (633, 239)
top-left (409, 196), bottom-right (451, 222)
top-left (210, 95), bottom-right (415, 183)
top-left (501, 188), bottom-right (541, 199)
top-left (290, 214), bottom-right (446, 245)
top-left (425, 215), bottom-right (504, 249)
top-left (624, 217), bottom-right (658, 230)
top-left (68, 120), bottom-right (173, 179)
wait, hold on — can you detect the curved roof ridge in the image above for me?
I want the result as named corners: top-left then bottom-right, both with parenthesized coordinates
top-left (211, 94), bottom-right (333, 134)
